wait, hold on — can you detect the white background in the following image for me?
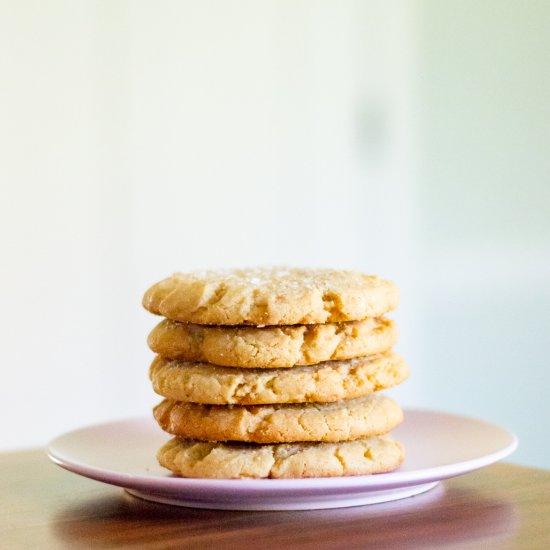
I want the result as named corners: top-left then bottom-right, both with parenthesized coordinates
top-left (1, 1), bottom-right (549, 468)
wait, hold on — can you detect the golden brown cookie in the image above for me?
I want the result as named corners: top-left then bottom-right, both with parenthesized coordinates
top-left (149, 351), bottom-right (408, 405)
top-left (157, 435), bottom-right (404, 479)
top-left (143, 268), bottom-right (399, 325)
top-left (148, 317), bottom-right (397, 368)
top-left (153, 394), bottom-right (403, 444)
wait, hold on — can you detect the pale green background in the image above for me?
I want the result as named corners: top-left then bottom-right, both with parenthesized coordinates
top-left (0, 1), bottom-right (548, 468)
top-left (415, 0), bottom-right (550, 468)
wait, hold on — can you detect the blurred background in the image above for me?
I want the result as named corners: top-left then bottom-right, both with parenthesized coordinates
top-left (0, 1), bottom-right (548, 468)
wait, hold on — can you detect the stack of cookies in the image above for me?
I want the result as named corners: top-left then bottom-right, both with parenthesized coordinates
top-left (143, 268), bottom-right (408, 479)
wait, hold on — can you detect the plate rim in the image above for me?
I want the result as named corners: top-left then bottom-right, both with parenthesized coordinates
top-left (46, 408), bottom-right (518, 494)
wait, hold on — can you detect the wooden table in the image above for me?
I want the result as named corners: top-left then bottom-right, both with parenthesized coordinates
top-left (1, 450), bottom-right (548, 549)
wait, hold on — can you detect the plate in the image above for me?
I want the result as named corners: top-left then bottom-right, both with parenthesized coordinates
top-left (47, 409), bottom-right (517, 510)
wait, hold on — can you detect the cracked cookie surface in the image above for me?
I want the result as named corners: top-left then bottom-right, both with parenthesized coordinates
top-left (150, 351), bottom-right (408, 405)
top-left (148, 317), bottom-right (397, 368)
top-left (157, 435), bottom-right (404, 478)
top-left (143, 267), bottom-right (399, 325)
top-left (153, 393), bottom-right (403, 444)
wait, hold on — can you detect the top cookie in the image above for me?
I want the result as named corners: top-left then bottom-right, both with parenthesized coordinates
top-left (143, 267), bottom-right (399, 325)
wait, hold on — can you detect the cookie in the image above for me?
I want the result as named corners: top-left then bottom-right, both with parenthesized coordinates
top-left (143, 268), bottom-right (399, 325)
top-left (153, 393), bottom-right (403, 444)
top-left (157, 435), bottom-right (404, 479)
top-left (149, 351), bottom-right (408, 405)
top-left (148, 317), bottom-right (397, 368)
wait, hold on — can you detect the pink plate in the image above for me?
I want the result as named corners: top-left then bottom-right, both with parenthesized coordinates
top-left (47, 409), bottom-right (517, 510)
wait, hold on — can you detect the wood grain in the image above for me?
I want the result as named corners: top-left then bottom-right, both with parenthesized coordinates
top-left (0, 450), bottom-right (548, 549)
